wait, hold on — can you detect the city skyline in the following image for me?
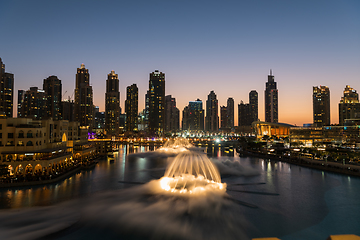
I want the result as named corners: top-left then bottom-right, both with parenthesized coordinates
top-left (1, 0), bottom-right (359, 126)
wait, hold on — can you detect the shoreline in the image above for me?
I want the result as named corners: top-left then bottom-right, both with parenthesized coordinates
top-left (0, 160), bottom-right (101, 189)
top-left (239, 150), bottom-right (360, 177)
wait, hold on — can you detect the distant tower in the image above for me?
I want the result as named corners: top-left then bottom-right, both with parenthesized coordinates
top-left (238, 101), bottom-right (250, 126)
top-left (249, 90), bottom-right (258, 123)
top-left (227, 97), bottom-right (234, 128)
top-left (339, 85), bottom-right (360, 125)
top-left (74, 64), bottom-right (94, 129)
top-left (125, 84), bottom-right (138, 132)
top-left (17, 90), bottom-right (25, 118)
top-left (264, 70), bottom-right (278, 123)
top-left (313, 86), bottom-right (330, 127)
top-left (148, 70), bottom-right (165, 135)
top-left (43, 75), bottom-right (62, 120)
top-left (205, 90), bottom-right (219, 132)
top-left (220, 106), bottom-right (228, 129)
top-left (0, 58), bottom-right (14, 117)
top-left (164, 95), bottom-right (180, 132)
top-left (105, 70), bottom-right (120, 136)
top-left (22, 87), bottom-right (47, 120)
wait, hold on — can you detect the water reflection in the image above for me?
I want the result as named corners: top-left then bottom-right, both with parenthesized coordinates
top-left (0, 145), bottom-right (360, 240)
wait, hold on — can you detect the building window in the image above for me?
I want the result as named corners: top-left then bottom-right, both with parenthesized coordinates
top-left (26, 141), bottom-right (33, 146)
top-left (18, 131), bottom-right (24, 138)
top-left (8, 133), bottom-right (14, 138)
top-left (27, 131), bottom-right (33, 138)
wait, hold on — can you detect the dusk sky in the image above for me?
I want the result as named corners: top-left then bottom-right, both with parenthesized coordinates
top-left (1, 0), bottom-right (359, 126)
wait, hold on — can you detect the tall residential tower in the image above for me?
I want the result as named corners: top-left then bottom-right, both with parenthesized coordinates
top-left (0, 58), bottom-right (14, 117)
top-left (105, 70), bottom-right (120, 136)
top-left (264, 70), bottom-right (278, 123)
top-left (125, 84), bottom-right (138, 132)
top-left (313, 86), bottom-right (330, 127)
top-left (205, 90), bottom-right (219, 132)
top-left (75, 64), bottom-right (94, 129)
top-left (148, 70), bottom-right (165, 135)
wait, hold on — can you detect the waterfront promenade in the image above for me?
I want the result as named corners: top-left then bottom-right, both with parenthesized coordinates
top-left (240, 150), bottom-right (360, 177)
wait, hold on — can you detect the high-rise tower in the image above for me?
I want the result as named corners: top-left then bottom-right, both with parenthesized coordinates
top-left (0, 58), bottom-right (14, 117)
top-left (74, 64), bottom-right (93, 129)
top-left (105, 70), bottom-right (120, 136)
top-left (21, 87), bottom-right (47, 120)
top-left (164, 95), bottom-right (179, 132)
top-left (182, 99), bottom-right (204, 131)
top-left (148, 70), bottom-right (165, 135)
top-left (313, 86), bottom-right (330, 127)
top-left (43, 75), bottom-right (62, 120)
top-left (227, 97), bottom-right (234, 128)
top-left (125, 84), bottom-right (138, 132)
top-left (205, 90), bottom-right (219, 132)
top-left (249, 90), bottom-right (258, 123)
top-left (264, 70), bottom-right (278, 123)
top-left (339, 85), bottom-right (360, 126)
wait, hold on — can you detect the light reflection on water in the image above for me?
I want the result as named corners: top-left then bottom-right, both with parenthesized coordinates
top-left (0, 145), bottom-right (359, 240)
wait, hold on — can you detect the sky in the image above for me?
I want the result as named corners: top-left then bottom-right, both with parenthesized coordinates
top-left (1, 0), bottom-right (359, 126)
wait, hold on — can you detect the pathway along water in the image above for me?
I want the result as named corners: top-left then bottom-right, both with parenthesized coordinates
top-left (0, 145), bottom-right (359, 240)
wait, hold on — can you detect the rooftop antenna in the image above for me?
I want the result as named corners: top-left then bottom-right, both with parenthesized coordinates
top-left (270, 69), bottom-right (272, 75)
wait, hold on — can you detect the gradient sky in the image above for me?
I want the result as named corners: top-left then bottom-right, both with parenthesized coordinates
top-left (1, 0), bottom-right (359, 126)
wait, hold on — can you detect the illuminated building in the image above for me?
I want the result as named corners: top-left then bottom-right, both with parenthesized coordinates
top-left (21, 87), bottom-right (47, 120)
top-left (339, 85), bottom-right (360, 126)
top-left (227, 97), bottom-right (234, 128)
top-left (0, 58), bottom-right (14, 117)
top-left (313, 86), bottom-right (330, 127)
top-left (253, 121), bottom-right (294, 139)
top-left (265, 70), bottom-right (278, 123)
top-left (220, 106), bottom-right (228, 129)
top-left (238, 101), bottom-right (250, 126)
top-left (43, 75), bottom-right (62, 120)
top-left (164, 95), bottom-right (179, 132)
top-left (182, 99), bottom-right (205, 131)
top-left (148, 70), bottom-right (165, 135)
top-left (105, 70), bottom-right (120, 136)
top-left (249, 90), bottom-right (258, 123)
top-left (74, 64), bottom-right (93, 129)
top-left (125, 83), bottom-right (138, 132)
top-left (0, 117), bottom-right (97, 177)
top-left (62, 99), bottom-right (74, 122)
top-left (17, 90), bottom-right (25, 118)
top-left (238, 90), bottom-right (258, 127)
top-left (205, 91), bottom-right (219, 132)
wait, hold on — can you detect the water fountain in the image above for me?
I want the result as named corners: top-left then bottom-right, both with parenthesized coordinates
top-left (158, 151), bottom-right (226, 195)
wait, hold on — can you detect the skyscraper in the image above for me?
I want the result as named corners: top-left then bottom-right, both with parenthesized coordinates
top-left (249, 90), bottom-right (258, 123)
top-left (21, 87), bottom-right (47, 120)
top-left (125, 84), bottom-right (138, 132)
top-left (205, 90), bottom-right (219, 132)
top-left (105, 70), bottom-right (120, 136)
top-left (148, 70), bottom-right (165, 135)
top-left (264, 70), bottom-right (278, 123)
top-left (220, 106), bottom-right (228, 129)
top-left (17, 90), bottom-right (25, 118)
top-left (164, 95), bottom-right (180, 132)
top-left (0, 58), bottom-right (14, 117)
top-left (43, 75), bottom-right (62, 120)
top-left (313, 86), bottom-right (330, 127)
top-left (74, 64), bottom-right (93, 129)
top-left (182, 99), bottom-right (204, 131)
top-left (238, 101), bottom-right (250, 126)
top-left (227, 97), bottom-right (234, 128)
top-left (339, 85), bottom-right (360, 126)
